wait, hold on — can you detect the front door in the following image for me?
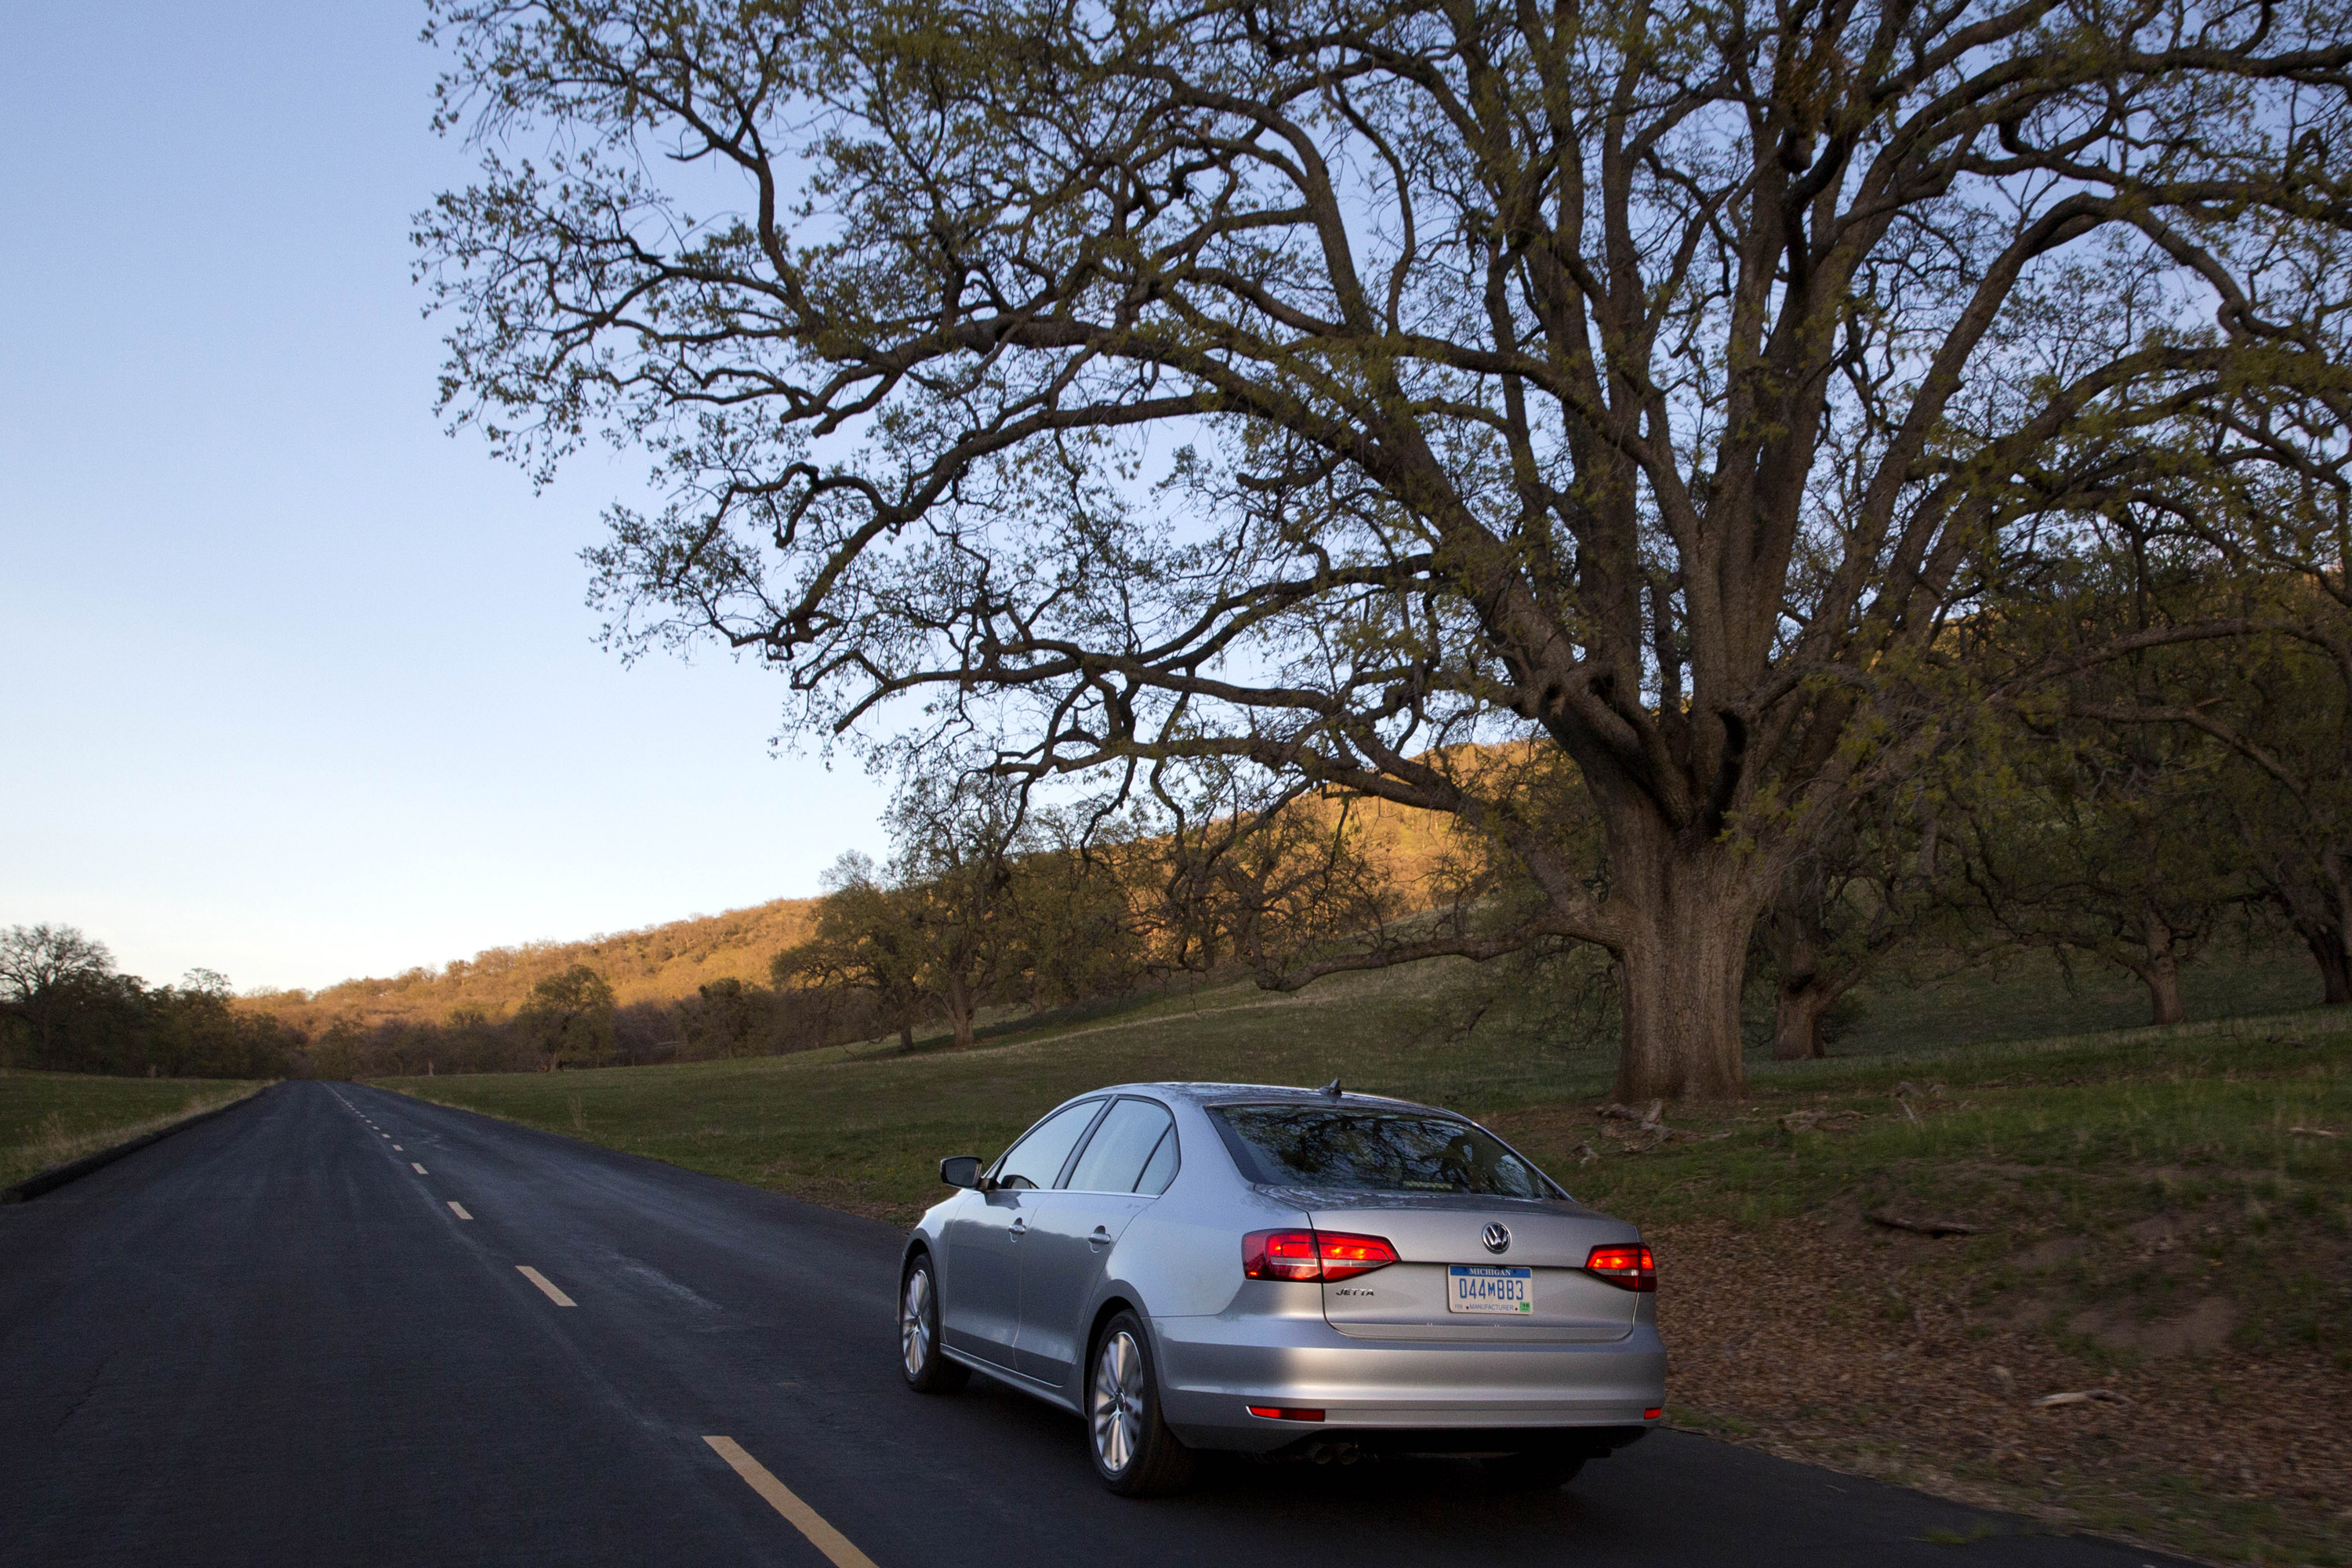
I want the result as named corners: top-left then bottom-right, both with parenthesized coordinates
top-left (938, 1191), bottom-right (1027, 1367)
top-left (941, 1099), bottom-right (1106, 1371)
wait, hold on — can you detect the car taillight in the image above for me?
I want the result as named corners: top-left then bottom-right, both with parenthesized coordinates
top-left (1316, 1232), bottom-right (1399, 1280)
top-left (1584, 1243), bottom-right (1657, 1292)
top-left (1243, 1229), bottom-right (1399, 1282)
top-left (1243, 1229), bottom-right (1322, 1280)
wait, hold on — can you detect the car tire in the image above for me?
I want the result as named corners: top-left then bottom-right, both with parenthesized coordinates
top-left (1480, 1449), bottom-right (1587, 1491)
top-left (900, 1254), bottom-right (969, 1394)
top-left (1087, 1310), bottom-right (1195, 1496)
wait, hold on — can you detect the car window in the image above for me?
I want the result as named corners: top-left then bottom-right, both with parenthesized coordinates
top-left (1208, 1105), bottom-right (1556, 1199)
top-left (1133, 1125), bottom-right (1179, 1196)
top-left (1063, 1099), bottom-right (1178, 1194)
top-left (993, 1102), bottom-right (1104, 1190)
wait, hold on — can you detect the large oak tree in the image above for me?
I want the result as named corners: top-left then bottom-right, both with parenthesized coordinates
top-left (422, 0), bottom-right (2352, 1097)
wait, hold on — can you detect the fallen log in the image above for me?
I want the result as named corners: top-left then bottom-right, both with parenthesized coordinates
top-left (1866, 1210), bottom-right (1989, 1237)
top-left (2034, 1389), bottom-right (2129, 1408)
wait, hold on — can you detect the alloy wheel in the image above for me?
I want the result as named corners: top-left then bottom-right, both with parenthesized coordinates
top-left (901, 1267), bottom-right (934, 1378)
top-left (1091, 1329), bottom-right (1144, 1475)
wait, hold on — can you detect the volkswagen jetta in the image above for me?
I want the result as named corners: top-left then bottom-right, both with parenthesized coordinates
top-left (898, 1082), bottom-right (1666, 1495)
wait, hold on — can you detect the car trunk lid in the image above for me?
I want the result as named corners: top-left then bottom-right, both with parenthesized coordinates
top-left (1308, 1197), bottom-right (1641, 1341)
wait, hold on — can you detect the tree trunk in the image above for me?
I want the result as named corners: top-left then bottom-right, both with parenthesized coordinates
top-left (1773, 977), bottom-right (1838, 1062)
top-left (946, 975), bottom-right (977, 1048)
top-left (2133, 954), bottom-right (2186, 1027)
top-left (1609, 829), bottom-right (1765, 1102)
top-left (2302, 927), bottom-right (2352, 1007)
top-left (898, 1022), bottom-right (916, 1051)
top-left (2263, 870), bottom-right (2352, 1006)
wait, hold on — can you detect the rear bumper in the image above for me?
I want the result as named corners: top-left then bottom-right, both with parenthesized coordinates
top-left (1152, 1312), bottom-right (1668, 1454)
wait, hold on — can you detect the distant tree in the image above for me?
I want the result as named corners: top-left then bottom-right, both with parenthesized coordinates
top-left (442, 1006), bottom-right (516, 1073)
top-left (1976, 503), bottom-right (2352, 1010)
top-left (612, 1000), bottom-right (681, 1066)
top-left (889, 776), bottom-right (1036, 1047)
top-left (775, 852), bottom-right (931, 1049)
top-left (2206, 632), bottom-right (2352, 1005)
top-left (2067, 573), bottom-right (2352, 1007)
top-left (0, 924), bottom-right (116, 1062)
top-left (681, 976), bottom-right (772, 1058)
top-left (1952, 720), bottom-right (2253, 1026)
top-left (1154, 779), bottom-right (1407, 987)
top-left (515, 964), bottom-right (616, 1069)
top-left (312, 1016), bottom-right (366, 1080)
top-left (1013, 811), bottom-right (1150, 1007)
top-left (1756, 784), bottom-right (1975, 1060)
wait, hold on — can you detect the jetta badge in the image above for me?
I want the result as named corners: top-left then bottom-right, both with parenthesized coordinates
top-left (1482, 1222), bottom-right (1511, 1254)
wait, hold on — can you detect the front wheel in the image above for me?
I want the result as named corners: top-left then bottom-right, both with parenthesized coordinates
top-left (899, 1254), bottom-right (969, 1394)
top-left (1087, 1312), bottom-right (1195, 1496)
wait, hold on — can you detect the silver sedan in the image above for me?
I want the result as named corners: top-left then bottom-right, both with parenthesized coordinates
top-left (898, 1082), bottom-right (1666, 1495)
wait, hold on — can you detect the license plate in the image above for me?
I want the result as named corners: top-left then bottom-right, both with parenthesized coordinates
top-left (1447, 1264), bottom-right (1534, 1315)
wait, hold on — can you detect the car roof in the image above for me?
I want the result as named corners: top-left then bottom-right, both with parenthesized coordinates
top-left (1089, 1081), bottom-right (1453, 1116)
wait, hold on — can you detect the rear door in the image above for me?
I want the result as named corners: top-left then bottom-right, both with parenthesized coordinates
top-left (1013, 1098), bottom-right (1178, 1386)
top-left (1309, 1200), bottom-right (1640, 1341)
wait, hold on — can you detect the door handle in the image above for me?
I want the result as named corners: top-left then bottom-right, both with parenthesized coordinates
top-left (1008, 1218), bottom-right (1027, 1238)
top-left (1088, 1225), bottom-right (1113, 1248)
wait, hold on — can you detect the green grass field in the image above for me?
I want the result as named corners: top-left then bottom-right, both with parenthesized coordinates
top-left (380, 950), bottom-right (2350, 1565)
top-left (0, 1071), bottom-right (265, 1190)
top-left (377, 945), bottom-right (2346, 1226)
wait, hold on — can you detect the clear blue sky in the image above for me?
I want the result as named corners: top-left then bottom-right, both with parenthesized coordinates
top-left (0, 1), bottom-right (888, 993)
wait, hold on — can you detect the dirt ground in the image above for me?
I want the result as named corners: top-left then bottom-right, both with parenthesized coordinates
top-left (1652, 1211), bottom-right (2352, 1565)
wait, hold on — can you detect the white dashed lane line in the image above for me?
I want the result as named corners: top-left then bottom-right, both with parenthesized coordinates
top-left (516, 1267), bottom-right (575, 1307)
top-left (412, 1163), bottom-right (428, 1174)
top-left (447, 1201), bottom-right (472, 1221)
top-left (704, 1437), bottom-right (879, 1568)
top-left (393, 1145), bottom-right (403, 1151)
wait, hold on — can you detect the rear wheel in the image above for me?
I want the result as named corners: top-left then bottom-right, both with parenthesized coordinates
top-left (899, 1254), bottom-right (968, 1394)
top-left (1087, 1311), bottom-right (1195, 1496)
top-left (1480, 1450), bottom-right (1587, 1492)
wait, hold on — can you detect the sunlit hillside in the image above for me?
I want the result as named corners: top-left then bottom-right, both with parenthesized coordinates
top-left (242, 898), bottom-right (821, 1033)
top-left (244, 772), bottom-right (1474, 1034)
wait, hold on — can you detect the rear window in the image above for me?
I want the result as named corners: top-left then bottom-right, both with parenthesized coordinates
top-left (1209, 1105), bottom-right (1558, 1200)
top-left (1065, 1098), bottom-right (1178, 1195)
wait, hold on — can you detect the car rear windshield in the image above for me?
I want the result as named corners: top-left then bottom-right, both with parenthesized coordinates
top-left (1208, 1105), bottom-right (1559, 1199)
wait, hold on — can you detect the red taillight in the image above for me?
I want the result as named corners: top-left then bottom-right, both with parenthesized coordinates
top-left (1315, 1232), bottom-right (1399, 1280)
top-left (1642, 1406), bottom-right (1664, 1420)
top-left (1584, 1243), bottom-right (1657, 1292)
top-left (1243, 1229), bottom-right (1399, 1282)
top-left (1242, 1229), bottom-right (1321, 1281)
top-left (1245, 1405), bottom-right (1326, 1421)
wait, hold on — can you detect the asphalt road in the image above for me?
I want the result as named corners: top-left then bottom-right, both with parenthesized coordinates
top-left (0, 1081), bottom-right (2191, 1566)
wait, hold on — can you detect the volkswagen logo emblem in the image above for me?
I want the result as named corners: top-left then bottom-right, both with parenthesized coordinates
top-left (1482, 1222), bottom-right (1512, 1254)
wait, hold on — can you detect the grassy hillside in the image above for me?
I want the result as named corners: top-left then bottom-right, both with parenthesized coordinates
top-left (241, 897), bottom-right (821, 1033)
top-left (230, 782), bottom-right (1470, 1039)
top-left (380, 956), bottom-right (2350, 1565)
top-left (0, 1071), bottom-right (265, 1189)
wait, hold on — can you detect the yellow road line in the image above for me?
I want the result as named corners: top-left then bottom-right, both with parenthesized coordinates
top-left (412, 1162), bottom-right (428, 1174)
top-left (448, 1201), bottom-right (473, 1220)
top-left (516, 1266), bottom-right (575, 1307)
top-left (703, 1436), bottom-right (879, 1568)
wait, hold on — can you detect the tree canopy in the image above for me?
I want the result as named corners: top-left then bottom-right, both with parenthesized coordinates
top-left (423, 0), bottom-right (2352, 1096)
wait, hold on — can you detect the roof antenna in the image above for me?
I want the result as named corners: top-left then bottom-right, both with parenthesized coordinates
top-left (1319, 1076), bottom-right (1344, 1097)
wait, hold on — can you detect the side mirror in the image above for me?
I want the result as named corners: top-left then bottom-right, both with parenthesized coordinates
top-left (939, 1155), bottom-right (985, 1189)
